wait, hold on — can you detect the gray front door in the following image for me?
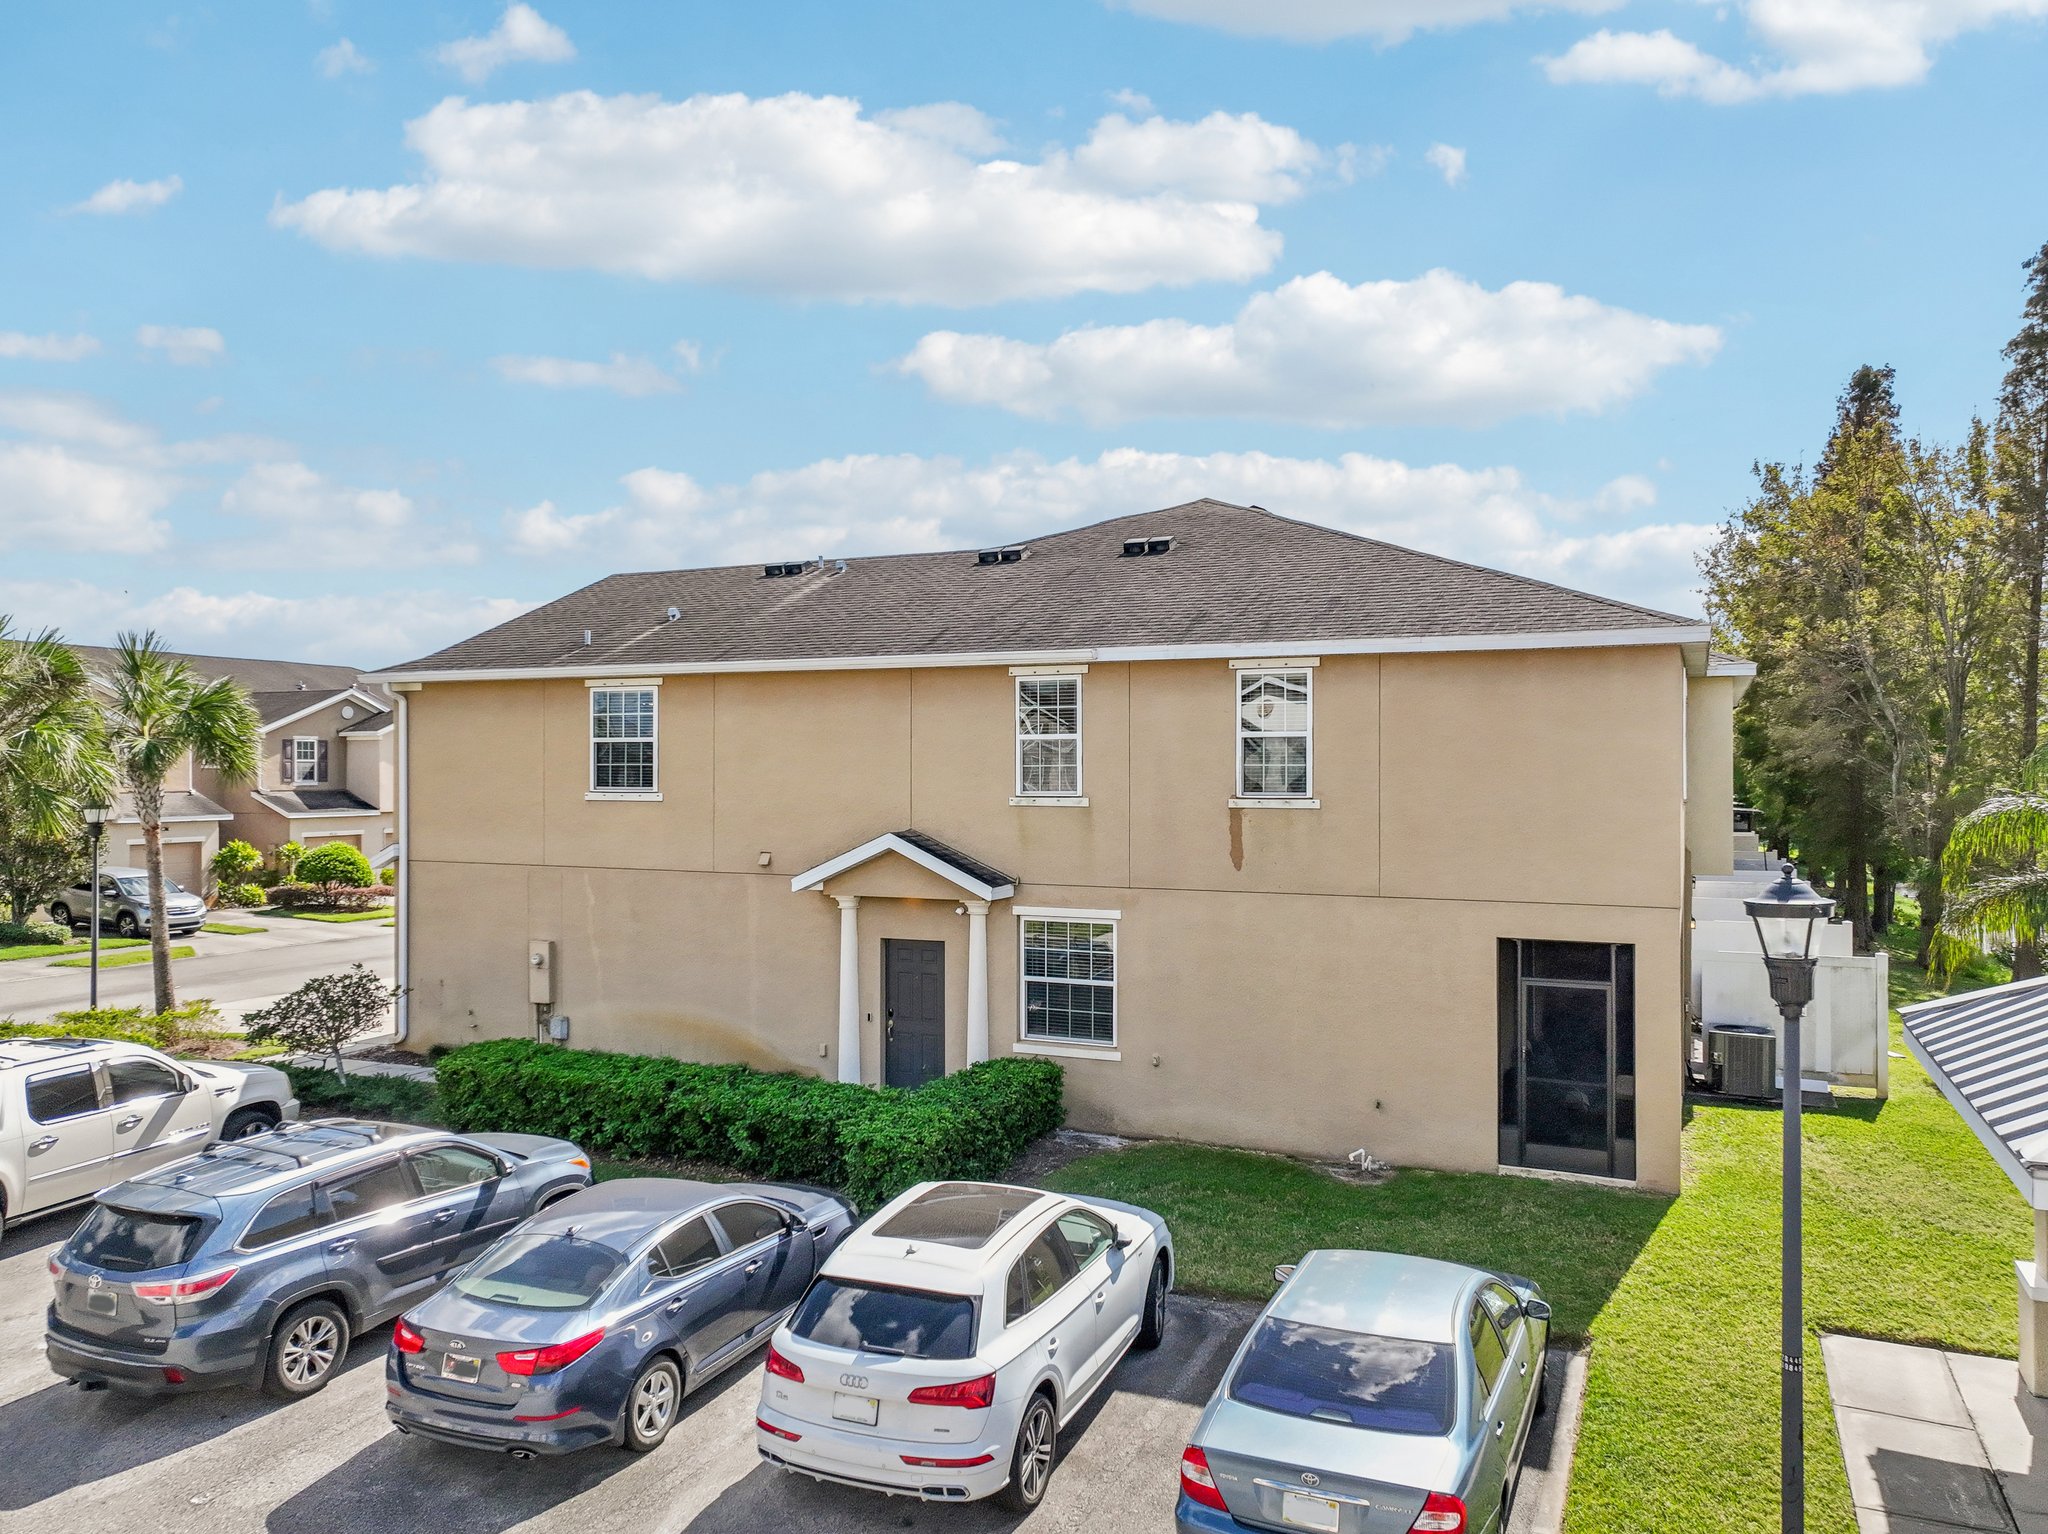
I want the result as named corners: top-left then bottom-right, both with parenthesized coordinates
top-left (884, 939), bottom-right (946, 1088)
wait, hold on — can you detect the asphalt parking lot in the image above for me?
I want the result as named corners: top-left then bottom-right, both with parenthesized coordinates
top-left (0, 1207), bottom-right (1581, 1533)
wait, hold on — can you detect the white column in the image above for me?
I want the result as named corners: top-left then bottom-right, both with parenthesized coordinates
top-left (835, 895), bottom-right (862, 1084)
top-left (964, 900), bottom-right (991, 1065)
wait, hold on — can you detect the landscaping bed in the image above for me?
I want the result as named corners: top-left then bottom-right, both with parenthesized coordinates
top-left (0, 936), bottom-right (148, 963)
top-left (50, 943), bottom-right (192, 968)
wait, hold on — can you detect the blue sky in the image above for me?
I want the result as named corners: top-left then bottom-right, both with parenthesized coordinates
top-left (2, 0), bottom-right (2044, 665)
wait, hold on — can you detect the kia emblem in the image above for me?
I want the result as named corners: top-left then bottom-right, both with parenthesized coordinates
top-left (1300, 1473), bottom-right (1320, 1488)
top-left (448, 1339), bottom-right (465, 1351)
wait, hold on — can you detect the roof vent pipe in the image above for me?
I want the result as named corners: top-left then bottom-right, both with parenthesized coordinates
top-left (666, 607), bottom-right (681, 622)
top-left (582, 629), bottom-right (592, 645)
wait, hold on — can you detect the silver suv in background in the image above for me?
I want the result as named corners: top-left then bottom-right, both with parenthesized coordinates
top-left (48, 867), bottom-right (206, 939)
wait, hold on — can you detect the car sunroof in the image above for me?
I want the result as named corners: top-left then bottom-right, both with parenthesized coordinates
top-left (871, 1183), bottom-right (1042, 1248)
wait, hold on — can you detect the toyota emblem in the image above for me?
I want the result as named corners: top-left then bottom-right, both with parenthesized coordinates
top-left (88, 1274), bottom-right (103, 1291)
top-left (1300, 1473), bottom-right (1320, 1488)
top-left (839, 1373), bottom-right (868, 1391)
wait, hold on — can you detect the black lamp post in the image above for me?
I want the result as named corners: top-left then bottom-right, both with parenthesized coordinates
top-left (81, 796), bottom-right (111, 1009)
top-left (1743, 862), bottom-right (1835, 1534)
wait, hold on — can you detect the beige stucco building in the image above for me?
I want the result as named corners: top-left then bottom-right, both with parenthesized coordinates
top-left (380, 500), bottom-right (1746, 1194)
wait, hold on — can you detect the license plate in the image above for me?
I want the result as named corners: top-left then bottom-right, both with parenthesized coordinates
top-left (86, 1291), bottom-right (118, 1318)
top-left (1280, 1491), bottom-right (1342, 1532)
top-left (831, 1392), bottom-right (880, 1425)
top-left (441, 1353), bottom-right (483, 1383)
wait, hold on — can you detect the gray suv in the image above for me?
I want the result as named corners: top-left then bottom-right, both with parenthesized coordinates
top-left (48, 867), bottom-right (206, 939)
top-left (46, 1118), bottom-right (592, 1398)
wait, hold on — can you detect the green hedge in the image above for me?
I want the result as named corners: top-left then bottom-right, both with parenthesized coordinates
top-left (0, 1000), bottom-right (225, 1050)
top-left (435, 1039), bottom-right (1063, 1207)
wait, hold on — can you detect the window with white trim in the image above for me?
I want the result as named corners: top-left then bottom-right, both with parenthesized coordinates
top-left (1015, 676), bottom-right (1081, 797)
top-left (590, 688), bottom-right (657, 793)
top-left (1021, 917), bottom-right (1115, 1046)
top-left (285, 737), bottom-right (328, 786)
top-left (1237, 669), bottom-right (1312, 797)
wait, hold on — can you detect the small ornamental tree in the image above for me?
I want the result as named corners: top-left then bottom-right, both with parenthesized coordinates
top-left (210, 839), bottom-right (261, 888)
top-left (245, 962), bottom-right (402, 1077)
top-left (275, 841), bottom-right (305, 881)
top-left (295, 842), bottom-right (374, 906)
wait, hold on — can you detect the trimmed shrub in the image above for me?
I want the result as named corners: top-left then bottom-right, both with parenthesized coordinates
top-left (296, 843), bottom-right (374, 892)
top-left (268, 880), bottom-right (391, 912)
top-left (210, 839), bottom-right (262, 886)
top-left (286, 1065), bottom-right (440, 1124)
top-left (0, 999), bottom-right (224, 1050)
top-left (1, 918), bottom-right (70, 946)
top-left (215, 882), bottom-right (266, 909)
top-left (435, 1040), bottom-right (1063, 1207)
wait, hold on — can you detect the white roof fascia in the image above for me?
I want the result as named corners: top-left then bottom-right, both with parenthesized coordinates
top-left (788, 832), bottom-right (1015, 902)
top-left (261, 688), bottom-right (391, 735)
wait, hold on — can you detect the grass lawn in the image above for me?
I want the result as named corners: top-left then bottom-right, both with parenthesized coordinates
top-left (50, 944), bottom-right (195, 969)
top-left (257, 906), bottom-right (393, 923)
top-left (0, 936), bottom-right (148, 963)
top-left (1048, 941), bottom-right (2031, 1534)
top-left (202, 921), bottom-right (264, 935)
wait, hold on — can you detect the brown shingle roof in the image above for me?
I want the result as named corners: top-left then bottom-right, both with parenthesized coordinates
top-left (384, 500), bottom-right (1700, 677)
top-left (71, 646), bottom-right (367, 695)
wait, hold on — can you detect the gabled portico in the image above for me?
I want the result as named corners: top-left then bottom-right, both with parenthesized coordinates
top-left (790, 830), bottom-right (1017, 1087)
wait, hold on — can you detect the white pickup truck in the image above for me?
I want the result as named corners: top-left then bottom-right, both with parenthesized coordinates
top-left (0, 1037), bottom-right (298, 1229)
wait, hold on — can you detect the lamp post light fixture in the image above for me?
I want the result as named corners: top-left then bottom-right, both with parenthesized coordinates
top-left (80, 796), bottom-right (112, 1010)
top-left (1744, 861), bottom-right (1836, 1534)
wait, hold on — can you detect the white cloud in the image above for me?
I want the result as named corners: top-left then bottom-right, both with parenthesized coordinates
top-left (491, 352), bottom-right (680, 397)
top-left (217, 460), bottom-right (476, 567)
top-left (435, 3), bottom-right (575, 84)
top-left (0, 442), bottom-right (174, 552)
top-left (1544, 2), bottom-right (2048, 101)
top-left (136, 325), bottom-right (226, 366)
top-left (1110, 0), bottom-right (1620, 43)
top-left (1108, 88), bottom-right (1155, 114)
top-left (1424, 143), bottom-right (1468, 186)
top-left (499, 445), bottom-right (1711, 616)
top-left (0, 577), bottom-right (533, 667)
top-left (0, 332), bottom-right (99, 362)
top-left (69, 174), bottom-right (183, 216)
top-left (671, 340), bottom-right (704, 374)
top-left (273, 92), bottom-right (1310, 304)
top-left (317, 37), bottom-right (373, 76)
top-left (896, 269), bottom-right (1721, 429)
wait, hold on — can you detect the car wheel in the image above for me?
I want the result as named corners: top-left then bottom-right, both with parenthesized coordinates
top-left (622, 1356), bottom-right (682, 1452)
top-left (221, 1107), bottom-right (277, 1142)
top-left (1134, 1258), bottom-right (1169, 1350)
top-left (47, 903), bottom-right (71, 929)
top-left (263, 1299), bottom-right (350, 1399)
top-left (115, 912), bottom-right (139, 938)
top-left (997, 1393), bottom-right (1058, 1513)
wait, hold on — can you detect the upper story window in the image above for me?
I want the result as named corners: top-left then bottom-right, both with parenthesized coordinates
top-left (285, 737), bottom-right (329, 786)
top-left (1021, 916), bottom-right (1116, 1046)
top-left (1016, 675), bottom-right (1081, 798)
top-left (1237, 669), bottom-right (1312, 798)
top-left (590, 687), bottom-right (657, 795)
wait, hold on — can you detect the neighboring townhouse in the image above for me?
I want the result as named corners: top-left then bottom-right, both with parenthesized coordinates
top-left (72, 647), bottom-right (400, 889)
top-left (375, 500), bottom-right (1749, 1194)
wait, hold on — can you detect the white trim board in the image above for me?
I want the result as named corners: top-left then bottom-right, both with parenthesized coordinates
top-left (368, 623), bottom-right (1713, 685)
top-left (259, 687), bottom-right (391, 735)
top-left (789, 832), bottom-right (1016, 902)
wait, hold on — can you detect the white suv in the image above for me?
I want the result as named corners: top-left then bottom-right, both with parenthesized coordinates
top-left (756, 1180), bottom-right (1173, 1511)
top-left (0, 1038), bottom-right (297, 1229)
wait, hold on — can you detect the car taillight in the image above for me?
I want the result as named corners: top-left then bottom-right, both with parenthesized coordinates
top-left (906, 1373), bottom-right (995, 1409)
top-left (1179, 1446), bottom-right (1228, 1511)
top-left (1411, 1491), bottom-right (1468, 1532)
top-left (392, 1319), bottom-right (425, 1354)
top-left (497, 1328), bottom-right (605, 1376)
top-left (757, 1415), bottom-right (802, 1442)
top-left (900, 1452), bottom-right (996, 1468)
top-left (133, 1268), bottom-right (237, 1302)
top-left (764, 1344), bottom-right (805, 1383)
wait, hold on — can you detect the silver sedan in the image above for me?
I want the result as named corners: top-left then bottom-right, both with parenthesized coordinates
top-left (1175, 1250), bottom-right (1551, 1534)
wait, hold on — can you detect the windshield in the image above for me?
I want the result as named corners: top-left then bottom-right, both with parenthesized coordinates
top-left (1229, 1319), bottom-right (1457, 1436)
top-left (69, 1204), bottom-right (210, 1273)
top-left (790, 1277), bottom-right (977, 1360)
top-left (116, 877), bottom-right (189, 898)
top-left (451, 1233), bottom-right (627, 1311)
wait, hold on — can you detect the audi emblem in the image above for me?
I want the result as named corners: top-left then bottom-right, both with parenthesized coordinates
top-left (839, 1373), bottom-right (868, 1391)
top-left (1300, 1473), bottom-right (1320, 1488)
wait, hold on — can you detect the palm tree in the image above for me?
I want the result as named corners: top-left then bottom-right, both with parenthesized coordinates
top-left (1935, 743), bottom-right (2048, 980)
top-left (100, 633), bottom-right (259, 1010)
top-left (0, 616), bottom-right (109, 839)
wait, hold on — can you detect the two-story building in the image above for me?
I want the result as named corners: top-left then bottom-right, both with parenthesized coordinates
top-left (73, 647), bottom-right (399, 888)
top-left (375, 499), bottom-right (1746, 1194)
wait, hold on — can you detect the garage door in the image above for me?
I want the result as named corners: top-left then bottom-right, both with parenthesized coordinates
top-left (304, 833), bottom-right (362, 851)
top-left (161, 841), bottom-right (204, 894)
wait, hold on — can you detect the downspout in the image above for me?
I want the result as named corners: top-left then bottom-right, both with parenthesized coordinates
top-left (393, 684), bottom-right (415, 1043)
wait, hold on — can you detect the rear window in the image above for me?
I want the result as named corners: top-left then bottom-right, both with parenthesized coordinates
top-left (69, 1204), bottom-right (211, 1273)
top-left (452, 1234), bottom-right (627, 1311)
top-left (791, 1278), bottom-right (977, 1360)
top-left (1229, 1319), bottom-right (1456, 1436)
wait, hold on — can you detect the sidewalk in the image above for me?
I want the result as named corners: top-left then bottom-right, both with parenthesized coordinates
top-left (1825, 1333), bottom-right (2048, 1532)
top-left (282, 1032), bottom-right (434, 1081)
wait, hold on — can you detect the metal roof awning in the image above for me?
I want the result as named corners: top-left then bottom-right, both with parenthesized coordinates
top-left (1901, 976), bottom-right (2048, 1210)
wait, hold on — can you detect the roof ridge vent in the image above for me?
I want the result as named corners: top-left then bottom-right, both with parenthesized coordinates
top-left (1121, 536), bottom-right (1174, 557)
top-left (975, 545), bottom-right (1028, 566)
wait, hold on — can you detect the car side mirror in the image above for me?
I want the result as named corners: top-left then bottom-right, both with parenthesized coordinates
top-left (1273, 1263), bottom-right (1298, 1285)
top-left (1522, 1298), bottom-right (1552, 1323)
top-left (1112, 1233), bottom-right (1131, 1252)
top-left (178, 1072), bottom-right (200, 1094)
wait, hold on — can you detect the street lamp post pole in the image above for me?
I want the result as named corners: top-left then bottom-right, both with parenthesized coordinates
top-left (1745, 863), bottom-right (1835, 1534)
top-left (82, 798), bottom-right (110, 1010)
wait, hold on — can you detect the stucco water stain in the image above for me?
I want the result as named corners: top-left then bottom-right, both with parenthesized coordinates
top-left (1228, 805), bottom-right (1244, 871)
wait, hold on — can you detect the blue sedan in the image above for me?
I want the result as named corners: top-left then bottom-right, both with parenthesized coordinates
top-left (385, 1178), bottom-right (856, 1455)
top-left (1176, 1250), bottom-right (1552, 1534)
